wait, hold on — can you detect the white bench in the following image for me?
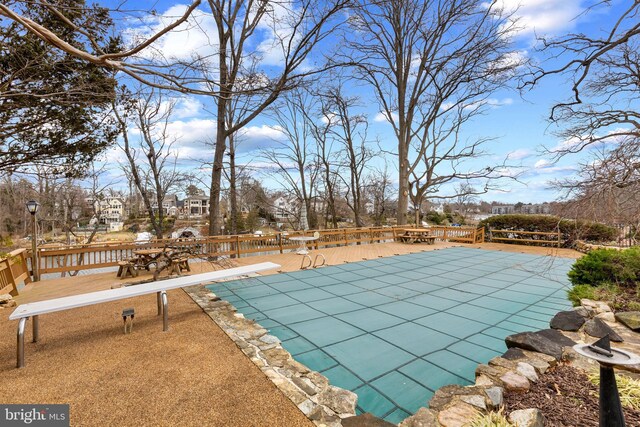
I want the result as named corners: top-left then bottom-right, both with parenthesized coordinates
top-left (9, 262), bottom-right (280, 368)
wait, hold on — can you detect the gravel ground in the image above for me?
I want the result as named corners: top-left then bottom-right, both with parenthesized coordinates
top-left (0, 289), bottom-right (312, 427)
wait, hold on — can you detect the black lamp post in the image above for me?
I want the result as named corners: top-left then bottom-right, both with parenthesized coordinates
top-left (26, 200), bottom-right (39, 282)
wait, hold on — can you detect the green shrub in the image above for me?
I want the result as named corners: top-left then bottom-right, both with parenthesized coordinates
top-left (568, 247), bottom-right (640, 287)
top-left (479, 214), bottom-right (618, 245)
top-left (567, 284), bottom-right (599, 306)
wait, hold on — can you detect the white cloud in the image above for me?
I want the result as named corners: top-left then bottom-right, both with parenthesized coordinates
top-left (374, 111), bottom-right (399, 123)
top-left (507, 148), bottom-right (533, 160)
top-left (124, 5), bottom-right (218, 61)
top-left (534, 158), bottom-right (551, 169)
top-left (495, 0), bottom-right (584, 37)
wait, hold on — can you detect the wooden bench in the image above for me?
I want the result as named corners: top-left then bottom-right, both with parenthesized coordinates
top-left (9, 262), bottom-right (280, 368)
top-left (117, 260), bottom-right (138, 279)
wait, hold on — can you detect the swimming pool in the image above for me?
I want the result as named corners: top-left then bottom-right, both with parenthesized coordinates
top-left (207, 247), bottom-right (574, 423)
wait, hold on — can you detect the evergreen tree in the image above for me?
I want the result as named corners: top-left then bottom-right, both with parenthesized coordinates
top-left (0, 0), bottom-right (119, 176)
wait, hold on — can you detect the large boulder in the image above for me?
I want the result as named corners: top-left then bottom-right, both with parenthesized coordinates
top-left (550, 311), bottom-right (586, 331)
top-left (615, 312), bottom-right (640, 331)
top-left (505, 329), bottom-right (576, 360)
top-left (317, 385), bottom-right (358, 415)
top-left (583, 318), bottom-right (623, 342)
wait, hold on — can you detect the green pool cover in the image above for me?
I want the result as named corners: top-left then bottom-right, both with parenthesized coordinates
top-left (207, 247), bottom-right (574, 423)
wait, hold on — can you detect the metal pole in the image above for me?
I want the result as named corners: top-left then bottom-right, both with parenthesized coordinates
top-left (31, 214), bottom-right (39, 281)
top-left (161, 291), bottom-right (168, 331)
top-left (17, 317), bottom-right (27, 368)
top-left (600, 364), bottom-right (626, 427)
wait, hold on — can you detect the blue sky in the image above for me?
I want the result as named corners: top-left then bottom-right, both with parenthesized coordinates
top-left (98, 0), bottom-right (628, 203)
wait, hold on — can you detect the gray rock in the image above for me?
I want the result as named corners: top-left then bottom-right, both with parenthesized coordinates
top-left (460, 394), bottom-right (486, 411)
top-left (615, 311), bottom-right (640, 331)
top-left (429, 385), bottom-right (487, 411)
top-left (485, 387), bottom-right (504, 410)
top-left (550, 310), bottom-right (586, 331)
top-left (475, 374), bottom-right (495, 387)
top-left (291, 376), bottom-right (318, 396)
top-left (317, 385), bottom-right (358, 415)
top-left (584, 318), bottom-right (623, 342)
top-left (523, 357), bottom-right (550, 375)
top-left (259, 334), bottom-right (280, 345)
top-left (508, 408), bottom-right (545, 427)
top-left (597, 312), bottom-right (616, 322)
top-left (398, 408), bottom-right (439, 427)
top-left (502, 347), bottom-right (527, 360)
top-left (516, 362), bottom-right (538, 382)
top-left (500, 371), bottom-right (530, 392)
top-left (489, 357), bottom-right (516, 370)
top-left (574, 306), bottom-right (591, 318)
top-left (505, 329), bottom-right (576, 360)
top-left (437, 402), bottom-right (480, 427)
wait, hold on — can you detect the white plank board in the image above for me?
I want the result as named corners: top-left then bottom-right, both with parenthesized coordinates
top-left (10, 262), bottom-right (280, 320)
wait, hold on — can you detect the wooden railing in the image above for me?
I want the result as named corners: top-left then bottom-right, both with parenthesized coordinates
top-left (488, 229), bottom-right (562, 247)
top-left (392, 226), bottom-right (484, 244)
top-left (32, 225), bottom-right (484, 277)
top-left (0, 248), bottom-right (31, 295)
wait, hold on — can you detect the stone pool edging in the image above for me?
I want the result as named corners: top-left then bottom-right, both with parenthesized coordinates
top-left (185, 284), bottom-right (358, 427)
top-left (185, 281), bottom-right (565, 427)
top-left (400, 297), bottom-right (640, 427)
top-left (186, 280), bottom-right (637, 427)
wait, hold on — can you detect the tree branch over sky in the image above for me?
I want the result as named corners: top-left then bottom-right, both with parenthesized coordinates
top-left (0, 0), bottom-right (119, 176)
top-left (344, 0), bottom-right (522, 224)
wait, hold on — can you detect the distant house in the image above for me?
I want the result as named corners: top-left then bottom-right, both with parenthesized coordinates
top-left (491, 205), bottom-right (515, 215)
top-left (273, 196), bottom-right (296, 222)
top-left (491, 203), bottom-right (550, 215)
top-left (90, 196), bottom-right (125, 224)
top-left (184, 195), bottom-right (209, 217)
top-left (520, 203), bottom-right (551, 214)
top-left (162, 194), bottom-right (179, 216)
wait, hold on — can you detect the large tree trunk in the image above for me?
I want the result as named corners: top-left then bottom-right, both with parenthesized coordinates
top-left (397, 145), bottom-right (409, 225)
top-left (209, 42), bottom-right (228, 236)
top-left (229, 133), bottom-right (238, 234)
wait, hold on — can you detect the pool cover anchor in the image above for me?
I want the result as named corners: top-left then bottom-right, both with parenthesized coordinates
top-left (574, 335), bottom-right (640, 427)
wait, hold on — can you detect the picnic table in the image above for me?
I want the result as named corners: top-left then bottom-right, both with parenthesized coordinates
top-left (118, 248), bottom-right (191, 279)
top-left (399, 228), bottom-right (436, 244)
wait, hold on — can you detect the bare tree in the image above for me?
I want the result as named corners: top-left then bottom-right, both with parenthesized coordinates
top-left (113, 89), bottom-right (184, 238)
top-left (261, 89), bottom-right (320, 229)
top-left (345, 0), bottom-right (521, 225)
top-left (308, 99), bottom-right (339, 228)
top-left (321, 84), bottom-right (373, 227)
top-left (3, 1), bottom-right (351, 235)
top-left (524, 2), bottom-right (639, 183)
top-left (365, 165), bottom-right (396, 226)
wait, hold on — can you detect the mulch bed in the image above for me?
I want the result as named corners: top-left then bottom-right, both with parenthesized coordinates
top-left (504, 364), bottom-right (640, 426)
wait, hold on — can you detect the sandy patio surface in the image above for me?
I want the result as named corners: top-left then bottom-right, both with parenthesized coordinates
top-left (0, 289), bottom-right (312, 427)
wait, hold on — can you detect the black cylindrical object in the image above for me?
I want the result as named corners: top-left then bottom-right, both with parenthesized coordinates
top-left (600, 364), bottom-right (625, 427)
